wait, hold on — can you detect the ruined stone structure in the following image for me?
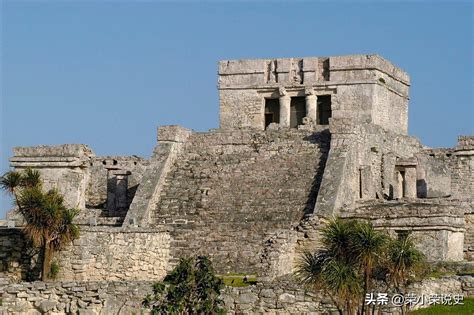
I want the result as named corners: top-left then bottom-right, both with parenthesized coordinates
top-left (1, 54), bottom-right (473, 314)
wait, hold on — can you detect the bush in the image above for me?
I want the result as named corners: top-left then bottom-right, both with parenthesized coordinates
top-left (143, 256), bottom-right (225, 314)
top-left (49, 261), bottom-right (60, 280)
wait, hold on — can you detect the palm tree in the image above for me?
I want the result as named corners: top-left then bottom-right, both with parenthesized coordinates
top-left (385, 234), bottom-right (425, 315)
top-left (352, 221), bottom-right (388, 315)
top-left (295, 218), bottom-right (422, 315)
top-left (1, 168), bottom-right (79, 281)
top-left (295, 218), bottom-right (363, 314)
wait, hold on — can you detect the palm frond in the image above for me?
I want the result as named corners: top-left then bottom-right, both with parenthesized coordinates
top-left (351, 221), bottom-right (388, 268)
top-left (323, 259), bottom-right (362, 300)
top-left (0, 171), bottom-right (22, 193)
top-left (321, 217), bottom-right (356, 262)
top-left (21, 168), bottom-right (42, 188)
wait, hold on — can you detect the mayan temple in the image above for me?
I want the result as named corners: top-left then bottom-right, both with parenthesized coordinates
top-left (1, 54), bottom-right (473, 314)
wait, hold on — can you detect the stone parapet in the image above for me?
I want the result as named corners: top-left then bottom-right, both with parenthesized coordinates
top-left (12, 144), bottom-right (94, 158)
top-left (329, 54), bottom-right (410, 85)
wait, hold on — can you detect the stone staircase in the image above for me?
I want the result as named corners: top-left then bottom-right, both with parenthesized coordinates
top-left (152, 129), bottom-right (329, 274)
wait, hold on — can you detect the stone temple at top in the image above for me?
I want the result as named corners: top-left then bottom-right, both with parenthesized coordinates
top-left (218, 54), bottom-right (408, 134)
top-left (2, 54), bottom-right (473, 287)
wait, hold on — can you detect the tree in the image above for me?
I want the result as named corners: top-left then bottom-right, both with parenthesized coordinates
top-left (351, 220), bottom-right (388, 315)
top-left (0, 168), bottom-right (79, 281)
top-left (384, 234), bottom-right (426, 315)
top-left (295, 217), bottom-right (425, 315)
top-left (143, 256), bottom-right (225, 314)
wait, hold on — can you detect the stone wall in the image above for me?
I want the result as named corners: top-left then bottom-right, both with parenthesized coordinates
top-left (0, 229), bottom-right (40, 282)
top-left (152, 129), bottom-right (329, 275)
top-left (222, 276), bottom-right (473, 315)
top-left (57, 228), bottom-right (170, 281)
top-left (0, 227), bottom-right (171, 283)
top-left (0, 281), bottom-right (153, 315)
top-left (417, 148), bottom-right (453, 198)
top-left (1, 276), bottom-right (473, 315)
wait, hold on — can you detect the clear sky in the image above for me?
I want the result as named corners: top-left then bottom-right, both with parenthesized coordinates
top-left (1, 1), bottom-right (473, 218)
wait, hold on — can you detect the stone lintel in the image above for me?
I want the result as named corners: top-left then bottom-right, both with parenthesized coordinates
top-left (109, 170), bottom-right (132, 176)
top-left (396, 157), bottom-right (417, 167)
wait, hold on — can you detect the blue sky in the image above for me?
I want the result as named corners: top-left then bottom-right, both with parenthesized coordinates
top-left (1, 1), bottom-right (473, 217)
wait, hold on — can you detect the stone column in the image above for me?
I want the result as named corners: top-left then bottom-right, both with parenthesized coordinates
top-left (279, 87), bottom-right (290, 127)
top-left (404, 166), bottom-right (417, 198)
top-left (305, 88), bottom-right (317, 123)
top-left (115, 173), bottom-right (129, 210)
top-left (393, 169), bottom-right (404, 199)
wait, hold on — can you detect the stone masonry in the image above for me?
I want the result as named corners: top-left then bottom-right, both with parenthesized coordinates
top-left (1, 54), bottom-right (473, 314)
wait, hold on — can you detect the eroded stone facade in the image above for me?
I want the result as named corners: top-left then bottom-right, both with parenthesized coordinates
top-left (1, 54), bottom-right (473, 314)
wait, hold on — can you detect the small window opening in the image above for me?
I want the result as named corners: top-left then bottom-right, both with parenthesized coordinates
top-left (290, 97), bottom-right (306, 128)
top-left (359, 168), bottom-right (363, 199)
top-left (265, 99), bottom-right (280, 128)
top-left (317, 95), bottom-right (332, 125)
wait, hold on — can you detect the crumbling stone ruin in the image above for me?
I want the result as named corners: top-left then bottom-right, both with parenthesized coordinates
top-left (1, 54), bottom-right (473, 314)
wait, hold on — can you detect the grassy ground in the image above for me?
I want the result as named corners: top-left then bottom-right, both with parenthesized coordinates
top-left (218, 274), bottom-right (257, 287)
top-left (409, 298), bottom-right (474, 314)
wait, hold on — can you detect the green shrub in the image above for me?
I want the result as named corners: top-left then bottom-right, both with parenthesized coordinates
top-left (143, 256), bottom-right (225, 314)
top-left (49, 261), bottom-right (60, 280)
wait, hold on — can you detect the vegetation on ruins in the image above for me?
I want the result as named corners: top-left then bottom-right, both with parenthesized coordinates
top-left (142, 256), bottom-right (225, 314)
top-left (0, 168), bottom-right (80, 281)
top-left (295, 217), bottom-right (426, 315)
top-left (219, 274), bottom-right (257, 287)
top-left (408, 297), bottom-right (474, 315)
